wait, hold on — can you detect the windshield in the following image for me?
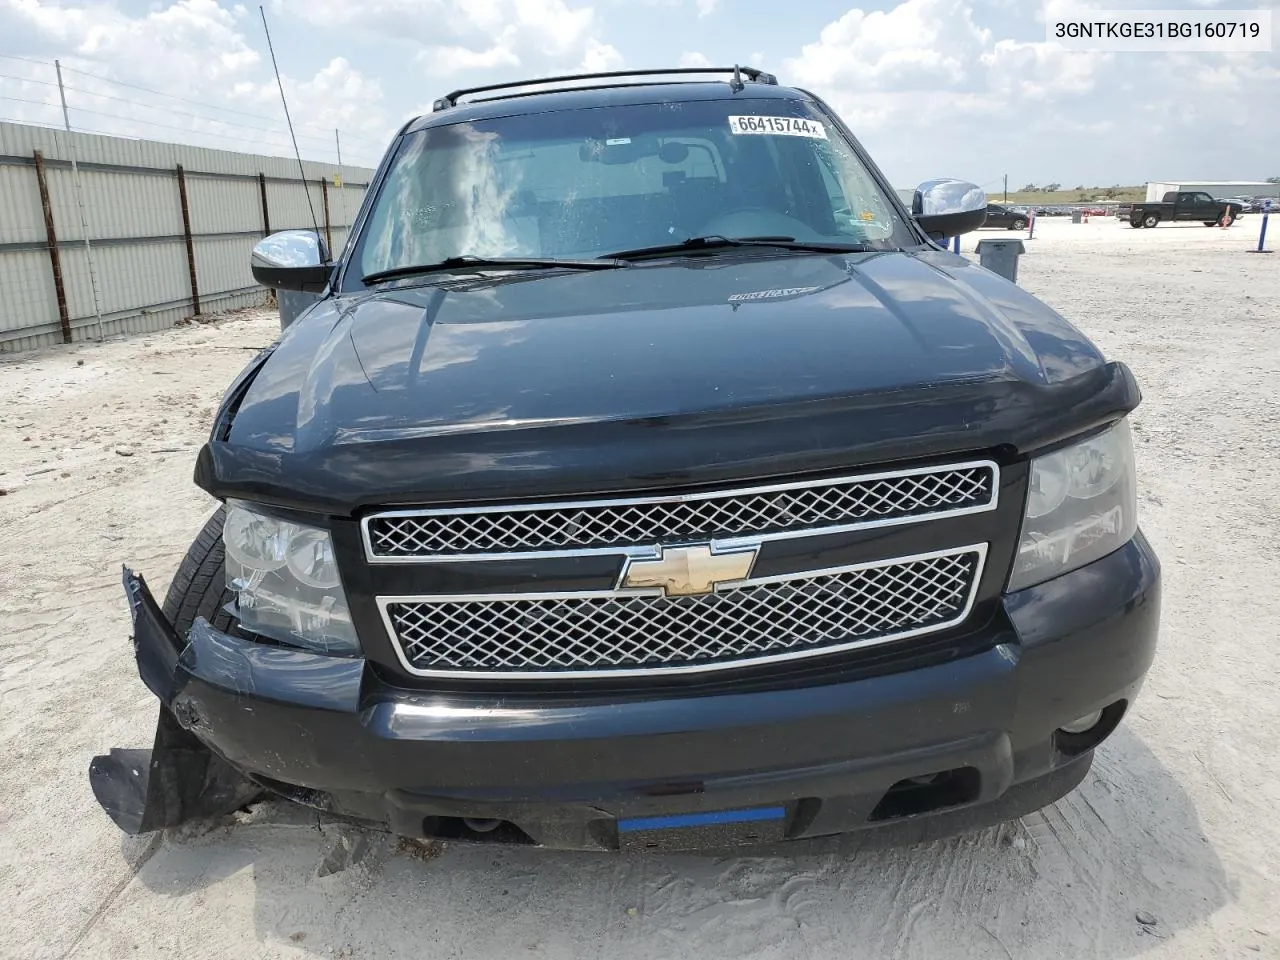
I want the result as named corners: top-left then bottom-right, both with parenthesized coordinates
top-left (352, 98), bottom-right (913, 282)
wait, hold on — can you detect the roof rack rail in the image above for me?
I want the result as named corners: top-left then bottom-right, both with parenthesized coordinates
top-left (432, 66), bottom-right (778, 111)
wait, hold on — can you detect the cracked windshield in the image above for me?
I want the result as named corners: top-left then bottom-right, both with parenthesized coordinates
top-left (358, 99), bottom-right (908, 275)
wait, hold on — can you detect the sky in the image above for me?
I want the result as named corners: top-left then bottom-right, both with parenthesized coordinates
top-left (0, 0), bottom-right (1277, 191)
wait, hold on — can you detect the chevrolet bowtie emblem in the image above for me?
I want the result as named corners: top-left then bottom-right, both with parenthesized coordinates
top-left (619, 543), bottom-right (758, 597)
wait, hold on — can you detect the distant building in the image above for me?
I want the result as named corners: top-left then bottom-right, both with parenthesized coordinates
top-left (1145, 181), bottom-right (1278, 201)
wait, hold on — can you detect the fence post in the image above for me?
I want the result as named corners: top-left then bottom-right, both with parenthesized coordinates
top-left (175, 164), bottom-right (201, 316)
top-left (259, 172), bottom-right (271, 236)
top-left (1250, 199), bottom-right (1272, 254)
top-left (321, 178), bottom-right (333, 253)
top-left (32, 150), bottom-right (72, 344)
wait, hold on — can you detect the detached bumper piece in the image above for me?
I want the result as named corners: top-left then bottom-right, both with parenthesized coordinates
top-left (88, 569), bottom-right (261, 835)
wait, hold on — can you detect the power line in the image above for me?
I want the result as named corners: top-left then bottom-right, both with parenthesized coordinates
top-left (1, 111), bottom-right (381, 167)
top-left (2, 52), bottom-right (389, 152)
top-left (1, 53), bottom-right (388, 159)
top-left (0, 78), bottom-right (338, 145)
top-left (0, 113), bottom-right (66, 130)
top-left (67, 85), bottom-right (339, 146)
top-left (56, 60), bottom-right (384, 144)
top-left (0, 93), bottom-right (335, 154)
top-left (0, 72), bottom-right (59, 88)
top-left (0, 53), bottom-right (53, 68)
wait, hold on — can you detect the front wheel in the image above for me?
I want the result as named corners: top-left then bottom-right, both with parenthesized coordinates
top-left (1011, 218), bottom-right (1027, 230)
top-left (163, 506), bottom-right (237, 637)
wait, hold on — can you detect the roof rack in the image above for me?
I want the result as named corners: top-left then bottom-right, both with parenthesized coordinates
top-left (432, 66), bottom-right (778, 111)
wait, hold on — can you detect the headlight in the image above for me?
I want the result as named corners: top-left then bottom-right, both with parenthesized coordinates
top-left (223, 501), bottom-right (360, 654)
top-left (1007, 419), bottom-right (1138, 592)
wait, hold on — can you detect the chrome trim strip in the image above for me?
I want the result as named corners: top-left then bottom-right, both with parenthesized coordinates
top-left (377, 543), bottom-right (988, 679)
top-left (360, 460), bottom-right (1001, 563)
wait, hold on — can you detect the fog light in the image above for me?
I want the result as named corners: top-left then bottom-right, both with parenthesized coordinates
top-left (1059, 710), bottom-right (1103, 735)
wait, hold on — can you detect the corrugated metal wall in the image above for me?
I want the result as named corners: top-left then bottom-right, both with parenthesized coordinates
top-left (0, 120), bottom-right (374, 353)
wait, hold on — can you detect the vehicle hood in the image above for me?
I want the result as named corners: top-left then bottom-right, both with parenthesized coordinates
top-left (204, 249), bottom-right (1139, 511)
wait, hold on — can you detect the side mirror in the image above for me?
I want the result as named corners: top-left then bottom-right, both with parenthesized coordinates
top-left (251, 230), bottom-right (332, 292)
top-left (912, 179), bottom-right (988, 241)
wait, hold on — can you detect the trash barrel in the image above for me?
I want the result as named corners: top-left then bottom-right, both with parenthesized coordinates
top-left (277, 289), bottom-right (321, 330)
top-left (974, 239), bottom-right (1026, 284)
top-left (1071, 210), bottom-right (1083, 224)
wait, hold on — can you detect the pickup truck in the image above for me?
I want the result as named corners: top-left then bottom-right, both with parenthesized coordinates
top-left (89, 66), bottom-right (1160, 853)
top-left (1128, 191), bottom-right (1243, 228)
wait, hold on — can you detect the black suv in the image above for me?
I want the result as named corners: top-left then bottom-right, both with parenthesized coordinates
top-left (982, 203), bottom-right (1028, 230)
top-left (92, 68), bottom-right (1160, 852)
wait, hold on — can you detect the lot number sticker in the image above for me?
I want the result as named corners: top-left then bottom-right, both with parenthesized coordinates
top-left (728, 116), bottom-right (827, 139)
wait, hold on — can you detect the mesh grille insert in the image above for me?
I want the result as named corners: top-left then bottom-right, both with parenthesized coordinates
top-left (367, 464), bottom-right (996, 558)
top-left (385, 548), bottom-right (982, 677)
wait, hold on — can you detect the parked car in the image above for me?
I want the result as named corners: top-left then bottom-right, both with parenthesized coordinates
top-left (1215, 197), bottom-right (1252, 213)
top-left (90, 66), bottom-right (1160, 853)
top-left (1128, 191), bottom-right (1243, 228)
top-left (982, 203), bottom-right (1028, 229)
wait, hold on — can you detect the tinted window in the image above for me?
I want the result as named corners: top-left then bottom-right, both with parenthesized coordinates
top-left (352, 98), bottom-right (912, 281)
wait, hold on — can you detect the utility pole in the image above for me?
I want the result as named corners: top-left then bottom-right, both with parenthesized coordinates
top-left (1003, 174), bottom-right (1008, 203)
top-left (55, 59), bottom-right (106, 342)
top-left (334, 128), bottom-right (347, 251)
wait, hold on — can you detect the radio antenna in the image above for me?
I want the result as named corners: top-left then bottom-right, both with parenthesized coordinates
top-left (259, 5), bottom-right (319, 239)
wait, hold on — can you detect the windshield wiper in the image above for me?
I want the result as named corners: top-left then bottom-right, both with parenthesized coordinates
top-left (362, 255), bottom-right (629, 285)
top-left (605, 235), bottom-right (875, 260)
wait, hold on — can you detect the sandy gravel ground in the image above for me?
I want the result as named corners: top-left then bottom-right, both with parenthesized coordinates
top-left (1, 216), bottom-right (1278, 960)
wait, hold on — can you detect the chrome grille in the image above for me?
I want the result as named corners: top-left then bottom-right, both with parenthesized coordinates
top-left (364, 462), bottom-right (997, 560)
top-left (380, 546), bottom-right (985, 678)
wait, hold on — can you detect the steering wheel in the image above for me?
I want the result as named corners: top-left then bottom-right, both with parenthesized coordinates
top-left (699, 207), bottom-right (816, 239)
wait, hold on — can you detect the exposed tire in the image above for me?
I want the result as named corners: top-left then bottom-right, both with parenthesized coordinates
top-left (1204, 221), bottom-right (1217, 227)
top-left (161, 505), bottom-right (238, 637)
top-left (1011, 218), bottom-right (1027, 230)
top-left (1142, 213), bottom-right (1160, 228)
top-left (1129, 220), bottom-right (1143, 228)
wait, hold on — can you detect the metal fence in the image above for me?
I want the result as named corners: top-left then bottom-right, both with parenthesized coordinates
top-left (0, 120), bottom-right (374, 353)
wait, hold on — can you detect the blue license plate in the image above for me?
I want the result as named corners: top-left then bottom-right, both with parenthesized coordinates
top-left (617, 806), bottom-right (788, 851)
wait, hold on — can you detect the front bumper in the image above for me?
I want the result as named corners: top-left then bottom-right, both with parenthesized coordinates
top-left (92, 533), bottom-right (1159, 851)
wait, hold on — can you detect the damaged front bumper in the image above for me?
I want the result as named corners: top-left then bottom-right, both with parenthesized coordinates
top-left (92, 536), bottom-right (1160, 850)
top-left (90, 570), bottom-right (261, 834)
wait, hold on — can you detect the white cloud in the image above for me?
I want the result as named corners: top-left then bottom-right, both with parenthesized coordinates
top-left (428, 44), bottom-right (523, 74)
top-left (579, 39), bottom-right (623, 71)
top-left (0, 0), bottom-right (393, 165)
top-left (695, 0), bottom-right (718, 16)
top-left (982, 39), bottom-right (1110, 99)
top-left (4, 0), bottom-right (260, 79)
top-left (237, 57), bottom-right (392, 152)
top-left (4, 0), bottom-right (1276, 186)
top-left (787, 0), bottom-right (991, 91)
top-left (784, 0), bottom-right (1280, 187)
top-left (294, 0), bottom-right (613, 77)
